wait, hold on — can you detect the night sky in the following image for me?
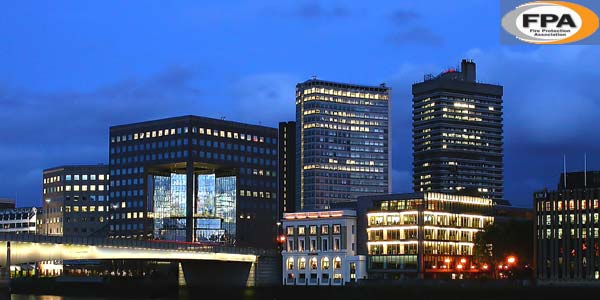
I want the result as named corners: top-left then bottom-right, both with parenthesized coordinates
top-left (1, 1), bottom-right (599, 208)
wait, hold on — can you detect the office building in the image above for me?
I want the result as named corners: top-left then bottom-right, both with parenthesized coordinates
top-left (0, 207), bottom-right (38, 234)
top-left (41, 165), bottom-right (110, 236)
top-left (278, 121), bottom-right (296, 216)
top-left (296, 79), bottom-right (391, 211)
top-left (357, 192), bottom-right (494, 279)
top-left (281, 210), bottom-right (366, 285)
top-left (108, 115), bottom-right (278, 248)
top-left (412, 59), bottom-right (503, 201)
top-left (0, 198), bottom-right (16, 209)
top-left (535, 171), bottom-right (600, 281)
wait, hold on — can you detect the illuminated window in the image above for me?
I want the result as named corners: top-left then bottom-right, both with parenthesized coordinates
top-left (298, 226), bottom-right (305, 235)
top-left (309, 225), bottom-right (317, 235)
top-left (299, 258), bottom-right (306, 270)
top-left (73, 185), bottom-right (80, 192)
top-left (310, 257), bottom-right (318, 270)
top-left (286, 226), bottom-right (294, 235)
top-left (333, 257), bottom-right (342, 269)
top-left (287, 257), bottom-right (294, 270)
top-left (321, 257), bottom-right (330, 270)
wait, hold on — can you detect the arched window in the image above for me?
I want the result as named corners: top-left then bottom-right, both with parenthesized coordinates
top-left (334, 257), bottom-right (342, 269)
top-left (287, 257), bottom-right (294, 270)
top-left (299, 257), bottom-right (306, 270)
top-left (310, 257), bottom-right (318, 270)
top-left (321, 257), bottom-right (330, 270)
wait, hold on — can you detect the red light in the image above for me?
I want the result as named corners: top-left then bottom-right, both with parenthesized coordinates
top-left (278, 235), bottom-right (286, 243)
top-left (456, 264), bottom-right (463, 270)
top-left (460, 258), bottom-right (467, 264)
top-left (482, 264), bottom-right (489, 270)
top-left (507, 256), bottom-right (516, 264)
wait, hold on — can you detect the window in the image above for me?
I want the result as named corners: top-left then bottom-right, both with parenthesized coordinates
top-left (298, 226), bottom-right (306, 235)
top-left (321, 257), bottom-right (330, 270)
top-left (299, 258), bottom-right (306, 270)
top-left (286, 226), bottom-right (294, 235)
top-left (287, 257), bottom-right (294, 270)
top-left (334, 238), bottom-right (340, 251)
top-left (299, 239), bottom-right (305, 252)
top-left (333, 224), bottom-right (341, 234)
top-left (334, 257), bottom-right (342, 269)
top-left (309, 225), bottom-right (317, 235)
top-left (310, 257), bottom-right (318, 270)
top-left (322, 239), bottom-right (328, 251)
top-left (287, 240), bottom-right (295, 252)
top-left (321, 225), bottom-right (329, 234)
top-left (310, 239), bottom-right (316, 251)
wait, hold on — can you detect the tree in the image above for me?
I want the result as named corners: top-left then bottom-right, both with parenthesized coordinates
top-left (474, 219), bottom-right (534, 279)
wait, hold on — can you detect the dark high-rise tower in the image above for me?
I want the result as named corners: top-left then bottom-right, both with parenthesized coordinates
top-left (412, 59), bottom-right (503, 200)
top-left (296, 79), bottom-right (391, 211)
top-left (278, 121), bottom-right (296, 216)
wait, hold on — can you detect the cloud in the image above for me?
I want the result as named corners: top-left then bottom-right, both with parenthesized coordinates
top-left (0, 66), bottom-right (208, 206)
top-left (292, 1), bottom-right (350, 19)
top-left (386, 26), bottom-right (444, 46)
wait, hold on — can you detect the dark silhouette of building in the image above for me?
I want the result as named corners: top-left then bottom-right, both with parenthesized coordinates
top-left (278, 121), bottom-right (296, 216)
top-left (40, 164), bottom-right (110, 237)
top-left (0, 198), bottom-right (15, 209)
top-left (535, 171), bottom-right (600, 282)
top-left (296, 79), bottom-right (391, 211)
top-left (412, 59), bottom-right (503, 201)
top-left (108, 115), bottom-right (278, 248)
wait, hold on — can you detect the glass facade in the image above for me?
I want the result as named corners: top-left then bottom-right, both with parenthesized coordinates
top-left (150, 173), bottom-right (237, 243)
top-left (296, 79), bottom-right (391, 211)
top-left (360, 192), bottom-right (493, 279)
top-left (151, 173), bottom-right (186, 241)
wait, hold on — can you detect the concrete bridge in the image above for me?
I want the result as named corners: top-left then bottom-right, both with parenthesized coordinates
top-left (0, 233), bottom-right (280, 287)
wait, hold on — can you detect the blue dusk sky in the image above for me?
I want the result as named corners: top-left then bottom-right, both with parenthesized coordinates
top-left (1, 1), bottom-right (599, 208)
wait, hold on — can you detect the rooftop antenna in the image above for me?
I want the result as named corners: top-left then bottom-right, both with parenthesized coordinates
top-left (563, 154), bottom-right (567, 189)
top-left (311, 75), bottom-right (317, 80)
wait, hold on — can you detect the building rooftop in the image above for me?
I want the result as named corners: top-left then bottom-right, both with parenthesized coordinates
top-left (297, 78), bottom-right (390, 92)
top-left (110, 115), bottom-right (277, 132)
top-left (43, 164), bottom-right (108, 174)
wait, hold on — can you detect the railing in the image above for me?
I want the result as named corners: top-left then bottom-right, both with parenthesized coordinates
top-left (0, 233), bottom-right (278, 256)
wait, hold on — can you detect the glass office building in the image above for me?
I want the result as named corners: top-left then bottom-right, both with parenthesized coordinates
top-left (296, 79), bottom-right (391, 211)
top-left (357, 192), bottom-right (494, 279)
top-left (108, 115), bottom-right (278, 248)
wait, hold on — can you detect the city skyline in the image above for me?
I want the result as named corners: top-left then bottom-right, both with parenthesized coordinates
top-left (2, 1), bottom-right (600, 209)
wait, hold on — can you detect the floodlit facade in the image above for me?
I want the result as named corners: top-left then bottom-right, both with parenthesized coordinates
top-left (412, 59), bottom-right (504, 201)
top-left (0, 207), bottom-right (38, 234)
top-left (40, 165), bottom-right (110, 237)
top-left (358, 192), bottom-right (493, 279)
top-left (108, 115), bottom-right (278, 248)
top-left (281, 210), bottom-right (367, 286)
top-left (535, 171), bottom-right (600, 281)
top-left (296, 79), bottom-right (391, 211)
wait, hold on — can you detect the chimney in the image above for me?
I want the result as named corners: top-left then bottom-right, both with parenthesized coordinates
top-left (461, 59), bottom-right (476, 82)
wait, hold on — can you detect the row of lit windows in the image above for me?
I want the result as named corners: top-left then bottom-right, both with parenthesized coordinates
top-left (303, 164), bottom-right (385, 173)
top-left (286, 257), bottom-right (344, 271)
top-left (540, 213), bottom-right (600, 226)
top-left (301, 87), bottom-right (388, 99)
top-left (540, 228), bottom-right (600, 239)
top-left (44, 176), bottom-right (61, 184)
top-left (112, 211), bottom-right (145, 220)
top-left (286, 224), bottom-right (342, 236)
top-left (111, 126), bottom-right (276, 145)
top-left (539, 199), bottom-right (600, 212)
top-left (44, 174), bottom-right (108, 185)
top-left (239, 190), bottom-right (274, 199)
top-left (64, 205), bottom-right (108, 213)
top-left (302, 123), bottom-right (374, 133)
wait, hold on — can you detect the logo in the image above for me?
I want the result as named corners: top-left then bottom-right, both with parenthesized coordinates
top-left (502, 1), bottom-right (599, 44)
